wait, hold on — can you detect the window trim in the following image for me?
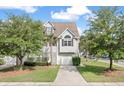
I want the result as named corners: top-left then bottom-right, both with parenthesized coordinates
top-left (46, 27), bottom-right (53, 35)
top-left (62, 35), bottom-right (73, 46)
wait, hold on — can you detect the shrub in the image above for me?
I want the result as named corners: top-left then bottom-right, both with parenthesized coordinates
top-left (35, 61), bottom-right (48, 66)
top-left (0, 59), bottom-right (5, 65)
top-left (24, 61), bottom-right (49, 66)
top-left (72, 56), bottom-right (81, 66)
top-left (24, 61), bottom-right (36, 66)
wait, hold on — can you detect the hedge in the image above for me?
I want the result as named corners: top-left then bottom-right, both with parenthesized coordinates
top-left (24, 61), bottom-right (36, 66)
top-left (24, 61), bottom-right (49, 66)
top-left (72, 56), bottom-right (80, 66)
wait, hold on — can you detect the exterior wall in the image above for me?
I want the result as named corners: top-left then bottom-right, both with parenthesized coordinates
top-left (43, 22), bottom-right (54, 35)
top-left (42, 45), bottom-right (50, 61)
top-left (42, 45), bottom-right (57, 64)
top-left (59, 38), bottom-right (79, 53)
top-left (56, 30), bottom-right (79, 65)
top-left (51, 46), bottom-right (57, 65)
top-left (43, 22), bottom-right (79, 65)
top-left (44, 22), bottom-right (52, 27)
top-left (58, 30), bottom-right (79, 54)
top-left (3, 56), bottom-right (16, 65)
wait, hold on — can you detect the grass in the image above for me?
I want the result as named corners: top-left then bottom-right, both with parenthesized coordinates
top-left (0, 66), bottom-right (59, 82)
top-left (77, 57), bottom-right (124, 82)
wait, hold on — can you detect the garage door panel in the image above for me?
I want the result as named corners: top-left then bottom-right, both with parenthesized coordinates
top-left (59, 56), bottom-right (72, 65)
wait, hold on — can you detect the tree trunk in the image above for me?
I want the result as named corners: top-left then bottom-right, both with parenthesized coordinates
top-left (109, 53), bottom-right (113, 70)
top-left (19, 58), bottom-right (23, 70)
top-left (16, 56), bottom-right (24, 70)
top-left (109, 57), bottom-right (113, 70)
top-left (16, 57), bottom-right (20, 66)
top-left (85, 51), bottom-right (88, 62)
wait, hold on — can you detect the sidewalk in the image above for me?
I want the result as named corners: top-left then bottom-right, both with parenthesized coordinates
top-left (88, 82), bottom-right (124, 86)
top-left (0, 82), bottom-right (52, 86)
top-left (0, 81), bottom-right (124, 86)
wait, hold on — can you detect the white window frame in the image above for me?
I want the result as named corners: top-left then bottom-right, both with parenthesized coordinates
top-left (46, 27), bottom-right (53, 35)
top-left (62, 35), bottom-right (73, 46)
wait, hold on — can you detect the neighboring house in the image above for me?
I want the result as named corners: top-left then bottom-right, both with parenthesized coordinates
top-left (43, 21), bottom-right (80, 65)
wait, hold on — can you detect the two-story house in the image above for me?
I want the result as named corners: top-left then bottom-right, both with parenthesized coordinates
top-left (43, 21), bottom-right (80, 65)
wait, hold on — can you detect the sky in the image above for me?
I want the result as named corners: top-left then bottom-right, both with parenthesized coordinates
top-left (0, 6), bottom-right (123, 35)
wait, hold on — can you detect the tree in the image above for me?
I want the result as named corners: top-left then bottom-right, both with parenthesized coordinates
top-left (80, 31), bottom-right (94, 61)
top-left (80, 7), bottom-right (124, 70)
top-left (0, 14), bottom-right (44, 69)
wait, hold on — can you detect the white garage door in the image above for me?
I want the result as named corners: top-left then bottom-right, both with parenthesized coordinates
top-left (59, 56), bottom-right (72, 65)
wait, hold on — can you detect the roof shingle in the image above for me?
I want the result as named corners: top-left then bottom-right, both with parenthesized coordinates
top-left (51, 22), bottom-right (79, 37)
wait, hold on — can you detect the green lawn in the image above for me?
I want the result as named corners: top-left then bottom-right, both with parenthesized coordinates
top-left (0, 66), bottom-right (59, 82)
top-left (77, 58), bottom-right (124, 82)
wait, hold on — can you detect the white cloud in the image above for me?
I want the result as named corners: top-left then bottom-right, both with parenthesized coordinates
top-left (51, 11), bottom-right (79, 21)
top-left (77, 27), bottom-right (82, 36)
top-left (0, 6), bottom-right (37, 13)
top-left (67, 6), bottom-right (91, 15)
top-left (51, 6), bottom-right (91, 21)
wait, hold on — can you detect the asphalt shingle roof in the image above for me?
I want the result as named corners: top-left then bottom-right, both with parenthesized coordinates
top-left (51, 22), bottom-right (79, 37)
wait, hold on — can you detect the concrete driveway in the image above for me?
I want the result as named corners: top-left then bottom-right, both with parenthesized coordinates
top-left (52, 66), bottom-right (87, 86)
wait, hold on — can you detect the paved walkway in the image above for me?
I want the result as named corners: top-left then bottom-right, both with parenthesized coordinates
top-left (52, 66), bottom-right (87, 85)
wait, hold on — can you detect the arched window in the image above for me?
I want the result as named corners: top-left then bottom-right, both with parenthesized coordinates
top-left (64, 35), bottom-right (71, 38)
top-left (62, 35), bottom-right (73, 46)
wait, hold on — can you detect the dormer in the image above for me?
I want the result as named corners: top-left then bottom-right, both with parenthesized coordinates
top-left (44, 21), bottom-right (54, 36)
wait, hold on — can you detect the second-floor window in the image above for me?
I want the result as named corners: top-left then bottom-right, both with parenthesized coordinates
top-left (62, 35), bottom-right (73, 46)
top-left (46, 27), bottom-right (53, 35)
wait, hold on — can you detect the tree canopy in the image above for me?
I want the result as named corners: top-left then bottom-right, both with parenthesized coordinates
top-left (80, 7), bottom-right (124, 70)
top-left (0, 14), bottom-right (45, 68)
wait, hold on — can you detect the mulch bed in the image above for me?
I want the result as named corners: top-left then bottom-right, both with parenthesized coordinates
top-left (104, 70), bottom-right (124, 77)
top-left (0, 69), bottom-right (33, 79)
top-left (0, 66), bottom-right (56, 79)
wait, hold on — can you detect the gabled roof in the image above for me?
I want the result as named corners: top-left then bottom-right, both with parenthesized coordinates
top-left (50, 22), bottom-right (79, 37)
top-left (58, 28), bottom-right (75, 38)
